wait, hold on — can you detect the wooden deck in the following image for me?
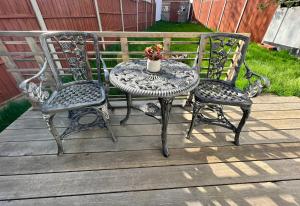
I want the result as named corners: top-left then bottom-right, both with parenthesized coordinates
top-left (0, 95), bottom-right (299, 205)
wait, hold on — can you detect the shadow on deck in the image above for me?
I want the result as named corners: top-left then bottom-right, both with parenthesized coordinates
top-left (0, 95), bottom-right (299, 205)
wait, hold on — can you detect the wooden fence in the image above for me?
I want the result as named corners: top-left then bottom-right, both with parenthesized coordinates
top-left (0, 0), bottom-right (156, 104)
top-left (0, 0), bottom-right (155, 32)
top-left (192, 0), bottom-right (278, 42)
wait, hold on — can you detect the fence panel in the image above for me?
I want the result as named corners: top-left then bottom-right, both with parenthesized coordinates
top-left (138, 1), bottom-right (147, 31)
top-left (98, 0), bottom-right (123, 31)
top-left (123, 0), bottom-right (137, 31)
top-left (192, 0), bottom-right (277, 42)
top-left (199, 0), bottom-right (210, 24)
top-left (238, 0), bottom-right (277, 42)
top-left (207, 0), bottom-right (225, 30)
top-left (0, 60), bottom-right (20, 103)
top-left (37, 0), bottom-right (99, 31)
top-left (218, 0), bottom-right (244, 32)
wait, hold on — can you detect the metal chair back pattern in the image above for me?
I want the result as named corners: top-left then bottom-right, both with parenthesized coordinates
top-left (40, 32), bottom-right (103, 88)
top-left (193, 33), bottom-right (249, 85)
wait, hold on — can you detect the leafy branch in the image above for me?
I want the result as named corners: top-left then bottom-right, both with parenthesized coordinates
top-left (257, 0), bottom-right (300, 10)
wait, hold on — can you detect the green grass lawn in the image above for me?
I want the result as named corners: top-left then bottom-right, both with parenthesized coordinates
top-left (0, 99), bottom-right (31, 132)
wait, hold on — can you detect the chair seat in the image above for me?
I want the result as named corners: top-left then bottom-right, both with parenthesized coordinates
top-left (194, 79), bottom-right (252, 107)
top-left (42, 81), bottom-right (106, 113)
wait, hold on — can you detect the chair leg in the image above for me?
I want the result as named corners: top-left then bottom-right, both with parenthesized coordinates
top-left (185, 90), bottom-right (195, 106)
top-left (97, 103), bottom-right (117, 142)
top-left (42, 113), bottom-right (64, 155)
top-left (186, 102), bottom-right (203, 139)
top-left (107, 99), bottom-right (114, 111)
top-left (234, 106), bottom-right (251, 146)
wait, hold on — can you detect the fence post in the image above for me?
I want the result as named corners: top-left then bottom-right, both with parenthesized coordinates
top-left (120, 37), bottom-right (129, 62)
top-left (145, 1), bottom-right (148, 28)
top-left (163, 37), bottom-right (171, 58)
top-left (273, 7), bottom-right (289, 43)
top-left (120, 0), bottom-right (125, 31)
top-left (206, 0), bottom-right (214, 26)
top-left (151, 0), bottom-right (153, 26)
top-left (217, 0), bottom-right (227, 31)
top-left (0, 40), bottom-right (23, 84)
top-left (30, 0), bottom-right (63, 68)
top-left (29, 0), bottom-right (47, 30)
top-left (187, 2), bottom-right (191, 21)
top-left (25, 37), bottom-right (55, 89)
top-left (93, 0), bottom-right (106, 50)
top-left (234, 0), bottom-right (249, 33)
top-left (136, 0), bottom-right (139, 31)
top-left (25, 37), bottom-right (44, 66)
top-left (199, 0), bottom-right (203, 21)
top-left (227, 39), bottom-right (245, 81)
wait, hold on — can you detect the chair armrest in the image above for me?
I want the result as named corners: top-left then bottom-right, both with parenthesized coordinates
top-left (19, 60), bottom-right (50, 103)
top-left (191, 65), bottom-right (199, 72)
top-left (99, 57), bottom-right (110, 94)
top-left (243, 60), bottom-right (270, 98)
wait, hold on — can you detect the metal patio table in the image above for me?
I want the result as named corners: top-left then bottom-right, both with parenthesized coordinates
top-left (109, 59), bottom-right (199, 157)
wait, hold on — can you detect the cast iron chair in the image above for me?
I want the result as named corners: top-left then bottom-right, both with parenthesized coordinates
top-left (20, 32), bottom-right (116, 155)
top-left (186, 33), bottom-right (269, 145)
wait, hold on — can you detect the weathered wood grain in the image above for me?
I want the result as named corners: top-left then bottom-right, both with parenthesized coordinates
top-left (7, 110), bottom-right (300, 130)
top-left (0, 129), bottom-right (299, 156)
top-left (17, 100), bottom-right (300, 120)
top-left (0, 142), bottom-right (298, 176)
top-left (0, 158), bottom-right (299, 201)
top-left (2, 180), bottom-right (299, 206)
top-left (1, 117), bottom-right (299, 143)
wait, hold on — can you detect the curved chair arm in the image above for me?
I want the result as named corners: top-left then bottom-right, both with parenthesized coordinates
top-left (191, 65), bottom-right (200, 72)
top-left (243, 60), bottom-right (270, 98)
top-left (99, 57), bottom-right (110, 97)
top-left (100, 57), bottom-right (109, 85)
top-left (19, 60), bottom-right (50, 103)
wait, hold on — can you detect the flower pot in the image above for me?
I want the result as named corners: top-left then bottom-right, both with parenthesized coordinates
top-left (147, 59), bottom-right (161, 73)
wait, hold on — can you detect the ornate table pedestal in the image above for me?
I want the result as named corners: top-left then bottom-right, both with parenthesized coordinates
top-left (110, 60), bottom-right (199, 157)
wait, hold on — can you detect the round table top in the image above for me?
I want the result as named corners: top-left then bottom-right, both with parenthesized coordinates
top-left (109, 60), bottom-right (199, 97)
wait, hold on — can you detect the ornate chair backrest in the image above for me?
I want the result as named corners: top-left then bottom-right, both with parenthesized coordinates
top-left (194, 33), bottom-right (250, 85)
top-left (40, 32), bottom-right (102, 89)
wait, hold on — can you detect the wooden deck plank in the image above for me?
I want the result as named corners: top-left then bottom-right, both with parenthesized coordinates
top-left (1, 180), bottom-right (300, 206)
top-left (8, 110), bottom-right (300, 130)
top-left (1, 117), bottom-right (299, 143)
top-left (0, 158), bottom-right (299, 201)
top-left (17, 101), bottom-right (300, 120)
top-left (0, 142), bottom-right (298, 176)
top-left (0, 129), bottom-right (300, 157)
top-left (0, 95), bottom-right (299, 204)
top-left (251, 95), bottom-right (300, 103)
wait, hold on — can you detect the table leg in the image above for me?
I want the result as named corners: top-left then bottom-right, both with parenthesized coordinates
top-left (120, 93), bottom-right (132, 125)
top-left (158, 97), bottom-right (174, 157)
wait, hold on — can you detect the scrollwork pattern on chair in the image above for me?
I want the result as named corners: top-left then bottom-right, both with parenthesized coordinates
top-left (208, 37), bottom-right (239, 80)
top-left (19, 60), bottom-right (50, 103)
top-left (54, 35), bottom-right (90, 81)
top-left (243, 60), bottom-right (270, 97)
